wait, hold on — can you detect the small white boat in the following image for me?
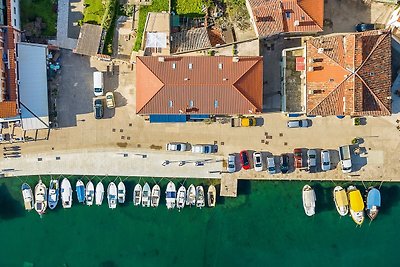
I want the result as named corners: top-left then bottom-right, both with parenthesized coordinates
top-left (48, 178), bottom-right (59, 210)
top-left (165, 181), bottom-right (176, 209)
top-left (61, 178), bottom-right (72, 208)
top-left (142, 183), bottom-right (151, 207)
top-left (34, 179), bottom-right (47, 216)
top-left (151, 184), bottom-right (160, 207)
top-left (196, 186), bottom-right (205, 209)
top-left (107, 182), bottom-right (117, 209)
top-left (302, 185), bottom-right (316, 216)
top-left (207, 185), bottom-right (217, 207)
top-left (176, 185), bottom-right (186, 211)
top-left (347, 185), bottom-right (365, 225)
top-left (133, 184), bottom-right (142, 206)
top-left (117, 181), bottom-right (126, 204)
top-left (95, 181), bottom-right (104, 206)
top-left (21, 183), bottom-right (34, 211)
top-left (85, 181), bottom-right (95, 206)
top-left (186, 184), bottom-right (196, 206)
top-left (333, 186), bottom-right (348, 216)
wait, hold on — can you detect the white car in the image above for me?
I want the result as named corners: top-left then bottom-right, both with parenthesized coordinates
top-left (267, 157), bottom-right (276, 174)
top-left (227, 154), bottom-right (236, 173)
top-left (166, 142), bottom-right (188, 152)
top-left (106, 92), bottom-right (115, 109)
top-left (321, 150), bottom-right (330, 171)
top-left (191, 144), bottom-right (218, 154)
top-left (253, 152), bottom-right (263, 172)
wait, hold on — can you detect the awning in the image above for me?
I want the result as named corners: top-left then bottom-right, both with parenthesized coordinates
top-left (149, 114), bottom-right (187, 123)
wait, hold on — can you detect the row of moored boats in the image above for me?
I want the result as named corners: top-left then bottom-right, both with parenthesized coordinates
top-left (302, 184), bottom-right (381, 225)
top-left (21, 179), bottom-right (217, 216)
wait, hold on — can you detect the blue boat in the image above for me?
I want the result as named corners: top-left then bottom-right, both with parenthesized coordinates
top-left (366, 187), bottom-right (381, 221)
top-left (76, 180), bottom-right (86, 203)
top-left (48, 178), bottom-right (59, 209)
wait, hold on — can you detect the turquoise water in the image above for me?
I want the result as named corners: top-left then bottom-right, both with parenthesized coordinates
top-left (0, 176), bottom-right (399, 267)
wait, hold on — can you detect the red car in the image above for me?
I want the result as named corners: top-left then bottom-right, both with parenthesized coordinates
top-left (240, 150), bottom-right (251, 170)
top-left (293, 148), bottom-right (303, 169)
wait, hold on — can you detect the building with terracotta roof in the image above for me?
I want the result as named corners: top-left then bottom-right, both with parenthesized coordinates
top-left (306, 30), bottom-right (392, 116)
top-left (136, 56), bottom-right (263, 117)
top-left (245, 0), bottom-right (324, 38)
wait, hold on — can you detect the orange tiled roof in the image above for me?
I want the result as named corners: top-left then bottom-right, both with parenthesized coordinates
top-left (136, 56), bottom-right (263, 115)
top-left (0, 101), bottom-right (18, 118)
top-left (247, 0), bottom-right (324, 38)
top-left (306, 30), bottom-right (391, 116)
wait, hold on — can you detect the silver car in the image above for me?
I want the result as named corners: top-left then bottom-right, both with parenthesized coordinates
top-left (191, 144), bottom-right (218, 154)
top-left (227, 154), bottom-right (236, 173)
top-left (166, 142), bottom-right (188, 152)
top-left (307, 149), bottom-right (317, 171)
top-left (287, 119), bottom-right (310, 128)
top-left (253, 152), bottom-right (263, 172)
top-left (267, 156), bottom-right (276, 174)
top-left (321, 150), bottom-right (331, 171)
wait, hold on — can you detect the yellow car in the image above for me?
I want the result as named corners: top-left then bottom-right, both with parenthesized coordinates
top-left (106, 92), bottom-right (115, 109)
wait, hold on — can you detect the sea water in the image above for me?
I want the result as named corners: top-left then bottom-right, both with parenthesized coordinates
top-left (0, 176), bottom-right (399, 267)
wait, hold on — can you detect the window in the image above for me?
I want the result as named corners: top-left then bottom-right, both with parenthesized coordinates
top-left (168, 100), bottom-right (173, 108)
top-left (285, 11), bottom-right (291, 19)
top-left (189, 100), bottom-right (194, 107)
top-left (13, 7), bottom-right (16, 14)
top-left (214, 100), bottom-right (218, 108)
top-left (13, 19), bottom-right (16, 26)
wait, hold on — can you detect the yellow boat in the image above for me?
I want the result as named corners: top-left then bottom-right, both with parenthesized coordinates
top-left (333, 186), bottom-right (348, 216)
top-left (347, 186), bottom-right (364, 225)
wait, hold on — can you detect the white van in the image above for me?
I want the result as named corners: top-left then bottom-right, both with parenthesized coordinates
top-left (93, 71), bottom-right (104, 96)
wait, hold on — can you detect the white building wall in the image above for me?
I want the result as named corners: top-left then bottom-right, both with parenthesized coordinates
top-left (10, 0), bottom-right (20, 30)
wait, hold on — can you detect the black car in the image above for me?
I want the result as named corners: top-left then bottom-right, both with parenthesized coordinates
top-left (280, 154), bottom-right (290, 174)
top-left (356, 23), bottom-right (375, 32)
top-left (93, 99), bottom-right (104, 119)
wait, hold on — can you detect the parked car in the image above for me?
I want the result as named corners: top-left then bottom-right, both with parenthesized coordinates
top-left (93, 99), bottom-right (103, 119)
top-left (287, 119), bottom-right (310, 128)
top-left (227, 154), bottom-right (236, 173)
top-left (191, 144), bottom-right (218, 154)
top-left (106, 92), bottom-right (115, 109)
top-left (321, 150), bottom-right (331, 171)
top-left (267, 156), bottom-right (276, 174)
top-left (240, 150), bottom-right (250, 170)
top-left (166, 142), bottom-right (188, 152)
top-left (307, 149), bottom-right (317, 172)
top-left (293, 148), bottom-right (303, 169)
top-left (356, 23), bottom-right (375, 32)
top-left (280, 154), bottom-right (290, 174)
top-left (253, 152), bottom-right (263, 172)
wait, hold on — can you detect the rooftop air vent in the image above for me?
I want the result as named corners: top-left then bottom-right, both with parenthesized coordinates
top-left (188, 63), bottom-right (193, 69)
top-left (184, 77), bottom-right (189, 81)
top-left (172, 63), bottom-right (176, 69)
top-left (317, 48), bottom-right (324, 54)
top-left (218, 63), bottom-right (223, 69)
top-left (232, 57), bottom-right (239, 63)
top-left (294, 20), bottom-right (300, 26)
top-left (158, 57), bottom-right (165, 62)
top-left (308, 66), bottom-right (314, 72)
top-left (223, 78), bottom-right (228, 81)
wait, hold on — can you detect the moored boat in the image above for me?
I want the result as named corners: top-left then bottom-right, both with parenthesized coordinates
top-left (142, 183), bottom-right (151, 207)
top-left (95, 181), bottom-right (104, 206)
top-left (117, 181), bottom-right (126, 204)
top-left (76, 180), bottom-right (85, 203)
top-left (302, 185), bottom-right (316, 216)
top-left (196, 186), bottom-right (205, 209)
top-left (21, 183), bottom-right (34, 211)
top-left (207, 185), bottom-right (216, 208)
top-left (165, 181), bottom-right (176, 209)
top-left (333, 186), bottom-right (348, 216)
top-left (107, 182), bottom-right (117, 209)
top-left (34, 179), bottom-right (47, 216)
top-left (186, 184), bottom-right (196, 206)
top-left (347, 185), bottom-right (365, 225)
top-left (133, 183), bottom-right (142, 206)
top-left (366, 187), bottom-right (381, 221)
top-left (48, 178), bottom-right (59, 210)
top-left (61, 178), bottom-right (72, 208)
top-left (85, 181), bottom-right (95, 206)
top-left (176, 185), bottom-right (186, 211)
top-left (151, 184), bottom-right (160, 207)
